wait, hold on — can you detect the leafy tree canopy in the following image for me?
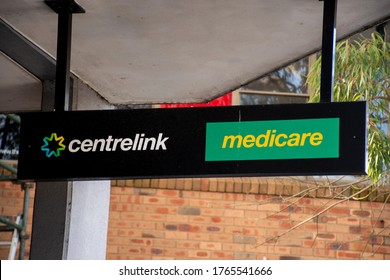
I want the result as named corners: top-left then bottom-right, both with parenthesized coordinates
top-left (307, 33), bottom-right (390, 181)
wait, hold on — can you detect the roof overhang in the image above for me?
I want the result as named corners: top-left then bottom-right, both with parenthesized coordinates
top-left (0, 0), bottom-right (389, 105)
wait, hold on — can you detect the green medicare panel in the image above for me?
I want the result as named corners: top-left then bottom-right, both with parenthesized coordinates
top-left (17, 102), bottom-right (367, 181)
top-left (206, 118), bottom-right (339, 161)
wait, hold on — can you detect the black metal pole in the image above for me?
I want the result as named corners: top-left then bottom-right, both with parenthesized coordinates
top-left (320, 0), bottom-right (337, 103)
top-left (45, 0), bottom-right (85, 110)
top-left (29, 0), bottom-right (85, 260)
top-left (54, 11), bottom-right (73, 111)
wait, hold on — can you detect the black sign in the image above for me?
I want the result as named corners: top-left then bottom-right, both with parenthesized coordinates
top-left (17, 102), bottom-right (367, 181)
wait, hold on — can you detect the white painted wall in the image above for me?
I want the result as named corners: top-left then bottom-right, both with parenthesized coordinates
top-left (64, 80), bottom-right (112, 260)
top-left (66, 181), bottom-right (111, 260)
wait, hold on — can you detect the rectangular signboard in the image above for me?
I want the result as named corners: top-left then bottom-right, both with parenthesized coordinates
top-left (17, 102), bottom-right (367, 181)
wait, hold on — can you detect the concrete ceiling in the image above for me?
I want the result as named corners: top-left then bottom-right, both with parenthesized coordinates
top-left (0, 52), bottom-right (42, 111)
top-left (0, 0), bottom-right (389, 106)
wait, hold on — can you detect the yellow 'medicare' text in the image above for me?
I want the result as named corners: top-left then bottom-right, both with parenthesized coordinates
top-left (222, 129), bottom-right (323, 148)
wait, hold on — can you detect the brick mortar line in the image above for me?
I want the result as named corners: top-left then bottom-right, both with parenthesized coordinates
top-left (111, 177), bottom-right (389, 203)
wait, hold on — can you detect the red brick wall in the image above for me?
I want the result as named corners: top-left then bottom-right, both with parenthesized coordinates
top-left (1, 177), bottom-right (389, 260)
top-left (108, 178), bottom-right (390, 260)
top-left (0, 181), bottom-right (34, 260)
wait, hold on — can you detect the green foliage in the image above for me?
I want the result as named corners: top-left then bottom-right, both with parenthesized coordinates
top-left (307, 33), bottom-right (390, 181)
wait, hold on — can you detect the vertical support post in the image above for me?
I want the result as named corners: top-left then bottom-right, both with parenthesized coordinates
top-left (320, 0), bottom-right (337, 103)
top-left (54, 11), bottom-right (73, 111)
top-left (29, 0), bottom-right (85, 260)
top-left (30, 182), bottom-right (72, 259)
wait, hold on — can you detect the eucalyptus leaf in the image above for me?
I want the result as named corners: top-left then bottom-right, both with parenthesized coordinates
top-left (307, 33), bottom-right (390, 182)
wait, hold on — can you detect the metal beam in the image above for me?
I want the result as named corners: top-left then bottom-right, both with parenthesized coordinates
top-left (0, 18), bottom-right (56, 81)
top-left (320, 0), bottom-right (337, 103)
top-left (45, 0), bottom-right (85, 111)
top-left (54, 11), bottom-right (73, 111)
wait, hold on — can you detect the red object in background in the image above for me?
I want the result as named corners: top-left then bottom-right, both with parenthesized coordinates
top-left (160, 92), bottom-right (232, 108)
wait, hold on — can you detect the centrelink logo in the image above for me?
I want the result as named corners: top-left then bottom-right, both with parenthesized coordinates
top-left (41, 133), bottom-right (66, 157)
top-left (41, 132), bottom-right (169, 158)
